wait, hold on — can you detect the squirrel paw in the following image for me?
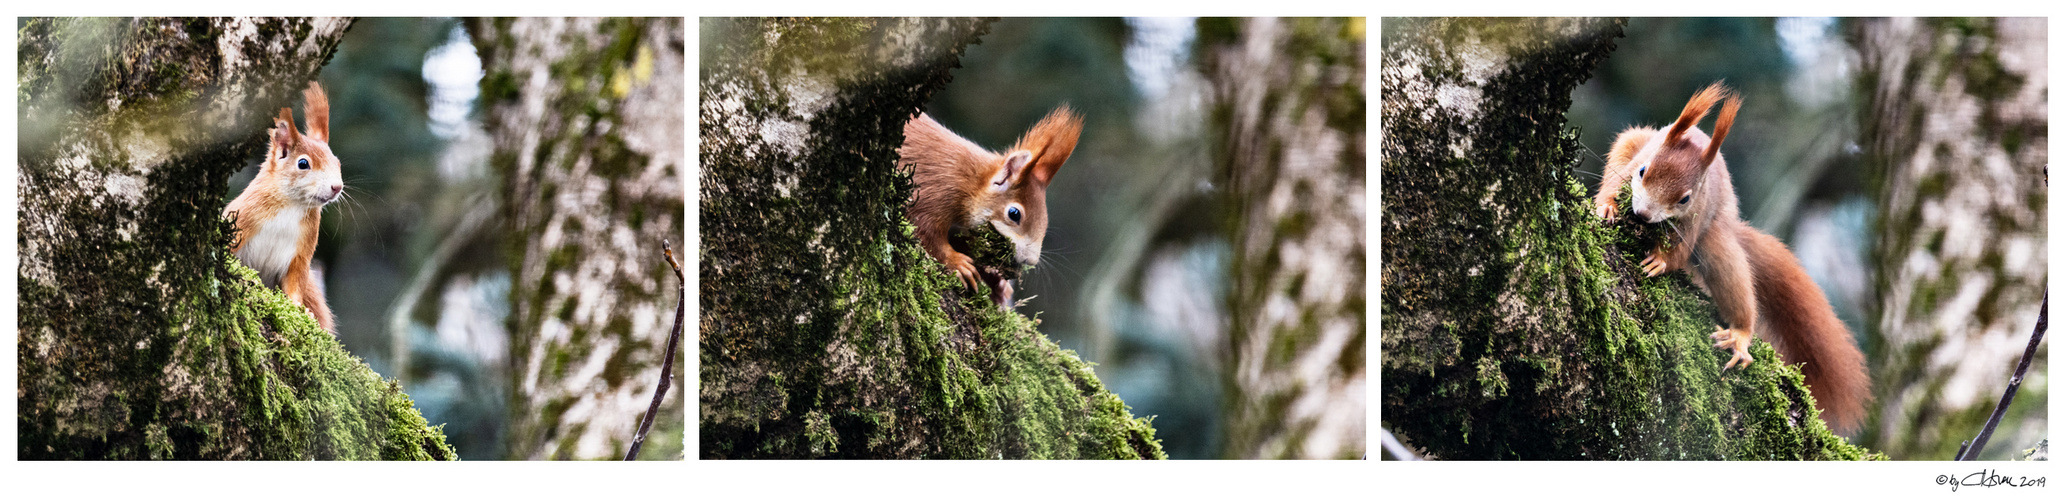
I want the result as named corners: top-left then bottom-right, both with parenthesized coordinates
top-left (1640, 248), bottom-right (1674, 277)
top-left (944, 253), bottom-right (982, 291)
top-left (1710, 327), bottom-right (1755, 371)
top-left (989, 278), bottom-right (1015, 311)
top-left (1595, 200), bottom-right (1620, 222)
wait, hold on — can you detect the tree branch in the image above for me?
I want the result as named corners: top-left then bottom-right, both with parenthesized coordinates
top-left (1956, 291), bottom-right (2048, 461)
top-left (627, 239), bottom-right (687, 460)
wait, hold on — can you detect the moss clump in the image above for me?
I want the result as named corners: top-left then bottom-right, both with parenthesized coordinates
top-left (1379, 17), bottom-right (1875, 460)
top-left (20, 254), bottom-right (455, 460)
top-left (698, 17), bottom-right (1162, 459)
top-left (957, 225), bottom-right (1024, 282)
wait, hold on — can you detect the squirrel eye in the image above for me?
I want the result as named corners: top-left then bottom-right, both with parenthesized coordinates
top-left (297, 158), bottom-right (311, 170)
top-left (1007, 206), bottom-right (1023, 224)
top-left (1637, 164), bottom-right (1647, 178)
top-left (1678, 193), bottom-right (1692, 205)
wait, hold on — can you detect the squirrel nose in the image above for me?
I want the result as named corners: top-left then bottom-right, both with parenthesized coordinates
top-left (329, 184), bottom-right (344, 196)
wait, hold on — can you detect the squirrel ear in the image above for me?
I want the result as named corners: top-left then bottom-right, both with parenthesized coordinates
top-left (302, 82), bottom-right (330, 143)
top-left (271, 108), bottom-right (299, 160)
top-left (1019, 106), bottom-right (1082, 186)
top-left (992, 151), bottom-right (1032, 192)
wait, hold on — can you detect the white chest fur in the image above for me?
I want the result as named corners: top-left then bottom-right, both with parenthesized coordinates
top-left (237, 209), bottom-right (306, 287)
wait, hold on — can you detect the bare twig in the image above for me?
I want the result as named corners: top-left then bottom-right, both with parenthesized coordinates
top-left (626, 239), bottom-right (687, 460)
top-left (1957, 291), bottom-right (2047, 461)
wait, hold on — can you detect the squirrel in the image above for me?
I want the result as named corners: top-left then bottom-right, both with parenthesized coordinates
top-left (1592, 82), bottom-right (1869, 433)
top-left (899, 106), bottom-right (1082, 309)
top-left (224, 81), bottom-right (345, 334)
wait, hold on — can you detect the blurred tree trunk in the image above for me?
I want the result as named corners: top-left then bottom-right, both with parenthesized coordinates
top-left (1198, 17), bottom-right (1368, 459)
top-left (1852, 17), bottom-right (2048, 461)
top-left (469, 17), bottom-right (688, 460)
top-left (1380, 17), bottom-right (1874, 460)
top-left (698, 17), bottom-right (1164, 459)
top-left (18, 17), bottom-right (453, 460)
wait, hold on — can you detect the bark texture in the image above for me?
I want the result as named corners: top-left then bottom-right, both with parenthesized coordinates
top-left (699, 17), bottom-right (1163, 459)
top-left (1853, 17), bottom-right (2048, 460)
top-left (1199, 17), bottom-right (1367, 460)
top-left (468, 17), bottom-right (688, 461)
top-left (17, 17), bottom-right (453, 460)
top-left (1380, 17), bottom-right (1874, 460)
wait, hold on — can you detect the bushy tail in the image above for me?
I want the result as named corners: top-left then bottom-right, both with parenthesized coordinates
top-left (1740, 226), bottom-right (1870, 432)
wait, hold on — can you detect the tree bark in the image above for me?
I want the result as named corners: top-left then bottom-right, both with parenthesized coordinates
top-left (18, 17), bottom-right (453, 460)
top-left (1852, 17), bottom-right (2048, 460)
top-left (468, 17), bottom-right (688, 461)
top-left (698, 17), bottom-right (1164, 459)
top-left (1198, 17), bottom-right (1368, 460)
top-left (1380, 17), bottom-right (1873, 460)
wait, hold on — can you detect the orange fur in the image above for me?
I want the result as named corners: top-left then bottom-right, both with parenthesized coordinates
top-left (1741, 227), bottom-right (1869, 430)
top-left (225, 82), bottom-right (344, 333)
top-left (1592, 82), bottom-right (1868, 432)
top-left (899, 107), bottom-right (1082, 308)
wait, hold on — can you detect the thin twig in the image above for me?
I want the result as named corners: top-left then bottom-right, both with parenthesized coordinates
top-left (1957, 291), bottom-right (2047, 460)
top-left (626, 239), bottom-right (687, 461)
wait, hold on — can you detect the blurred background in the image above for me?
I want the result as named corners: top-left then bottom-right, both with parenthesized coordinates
top-left (222, 17), bottom-right (686, 460)
top-left (1564, 17), bottom-right (2046, 460)
top-left (925, 17), bottom-right (1366, 459)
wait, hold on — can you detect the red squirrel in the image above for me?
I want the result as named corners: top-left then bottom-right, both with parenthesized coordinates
top-left (899, 107), bottom-right (1082, 308)
top-left (224, 82), bottom-right (345, 333)
top-left (1592, 82), bottom-right (1869, 432)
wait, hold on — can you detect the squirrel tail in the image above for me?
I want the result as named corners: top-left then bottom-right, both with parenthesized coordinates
top-left (1740, 225), bottom-right (1870, 433)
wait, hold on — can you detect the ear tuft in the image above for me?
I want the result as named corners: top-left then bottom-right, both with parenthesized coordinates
top-left (1668, 81), bottom-right (1729, 144)
top-left (1012, 106), bottom-right (1084, 186)
top-left (302, 81), bottom-right (330, 142)
top-left (1701, 92), bottom-right (1742, 168)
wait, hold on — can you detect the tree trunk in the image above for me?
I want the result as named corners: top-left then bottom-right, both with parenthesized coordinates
top-left (467, 17), bottom-right (688, 461)
top-left (1380, 17), bottom-right (1873, 460)
top-left (1198, 17), bottom-right (1368, 460)
top-left (18, 17), bottom-right (453, 460)
top-left (698, 17), bottom-right (1164, 459)
top-left (1852, 17), bottom-right (2048, 461)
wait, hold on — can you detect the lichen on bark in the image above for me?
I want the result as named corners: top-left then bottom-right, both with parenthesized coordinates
top-left (1852, 17), bottom-right (2048, 460)
top-left (17, 17), bottom-right (452, 460)
top-left (1198, 17), bottom-right (1368, 460)
top-left (468, 16), bottom-right (688, 462)
top-left (1380, 17), bottom-right (1874, 460)
top-left (698, 17), bottom-right (1163, 459)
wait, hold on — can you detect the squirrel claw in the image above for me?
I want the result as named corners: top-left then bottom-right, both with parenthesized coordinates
top-left (1595, 201), bottom-right (1620, 222)
top-left (1710, 328), bottom-right (1755, 371)
top-left (945, 254), bottom-right (981, 291)
top-left (1640, 248), bottom-right (1675, 277)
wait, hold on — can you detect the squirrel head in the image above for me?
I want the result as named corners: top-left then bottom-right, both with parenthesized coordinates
top-left (1630, 82), bottom-right (1739, 223)
top-left (979, 106), bottom-right (1082, 268)
top-left (259, 82), bottom-right (344, 208)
